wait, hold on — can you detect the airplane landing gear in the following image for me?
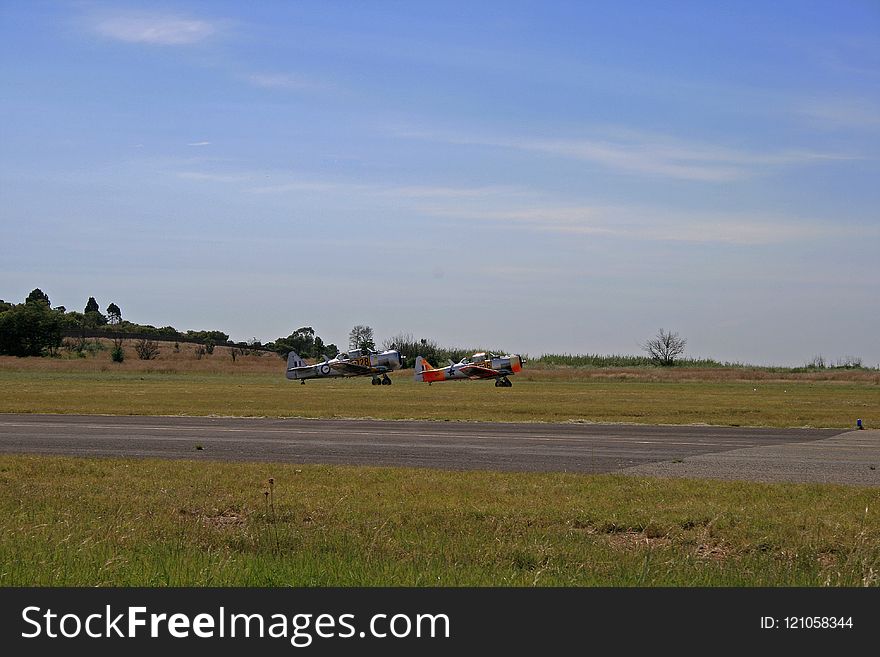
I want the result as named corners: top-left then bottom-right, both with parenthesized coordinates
top-left (300, 380), bottom-right (306, 385)
top-left (381, 374), bottom-right (392, 385)
top-left (495, 377), bottom-right (512, 387)
top-left (371, 377), bottom-right (381, 385)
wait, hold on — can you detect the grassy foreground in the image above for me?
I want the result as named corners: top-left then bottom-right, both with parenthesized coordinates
top-left (1, 455), bottom-right (877, 586)
top-left (0, 368), bottom-right (877, 428)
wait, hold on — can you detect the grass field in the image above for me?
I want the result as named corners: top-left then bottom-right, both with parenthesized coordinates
top-left (0, 363), bottom-right (877, 428)
top-left (1, 455), bottom-right (877, 586)
top-left (2, 350), bottom-right (878, 587)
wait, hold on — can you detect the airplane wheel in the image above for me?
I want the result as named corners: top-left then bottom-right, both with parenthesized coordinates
top-left (371, 378), bottom-right (379, 385)
top-left (495, 379), bottom-right (502, 387)
top-left (381, 377), bottom-right (391, 385)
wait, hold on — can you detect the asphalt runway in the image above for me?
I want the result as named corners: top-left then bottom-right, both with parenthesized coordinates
top-left (1, 414), bottom-right (877, 485)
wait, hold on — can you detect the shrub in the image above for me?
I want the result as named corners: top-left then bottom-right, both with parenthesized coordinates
top-left (134, 339), bottom-right (159, 360)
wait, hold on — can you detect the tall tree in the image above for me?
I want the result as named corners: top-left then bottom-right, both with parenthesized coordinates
top-left (83, 296), bottom-right (107, 328)
top-left (106, 303), bottom-right (124, 362)
top-left (106, 303), bottom-right (122, 324)
top-left (26, 288), bottom-right (50, 306)
top-left (348, 325), bottom-right (375, 351)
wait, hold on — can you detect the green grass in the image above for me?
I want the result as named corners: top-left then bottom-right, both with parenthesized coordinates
top-left (0, 455), bottom-right (877, 586)
top-left (0, 369), bottom-right (877, 428)
top-left (1, 364), bottom-right (877, 586)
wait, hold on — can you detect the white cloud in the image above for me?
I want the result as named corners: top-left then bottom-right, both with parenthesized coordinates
top-left (187, 141), bottom-right (212, 147)
top-left (93, 13), bottom-right (216, 45)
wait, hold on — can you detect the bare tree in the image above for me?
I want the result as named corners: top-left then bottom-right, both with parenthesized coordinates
top-left (349, 325), bottom-right (375, 351)
top-left (642, 328), bottom-right (687, 366)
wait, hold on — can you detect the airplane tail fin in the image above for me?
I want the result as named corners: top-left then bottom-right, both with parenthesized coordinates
top-left (414, 355), bottom-right (434, 382)
top-left (286, 351), bottom-right (306, 380)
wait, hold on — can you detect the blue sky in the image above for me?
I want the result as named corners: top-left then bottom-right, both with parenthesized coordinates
top-left (1, 1), bottom-right (878, 365)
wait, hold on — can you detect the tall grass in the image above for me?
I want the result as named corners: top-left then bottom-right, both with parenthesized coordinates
top-left (535, 353), bottom-right (879, 371)
top-left (537, 353), bottom-right (729, 368)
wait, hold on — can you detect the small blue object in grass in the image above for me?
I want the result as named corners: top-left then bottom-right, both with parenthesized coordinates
top-left (857, 419), bottom-right (863, 429)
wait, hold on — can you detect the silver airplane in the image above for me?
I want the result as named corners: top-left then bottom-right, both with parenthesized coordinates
top-left (414, 352), bottom-right (524, 387)
top-left (286, 348), bottom-right (403, 385)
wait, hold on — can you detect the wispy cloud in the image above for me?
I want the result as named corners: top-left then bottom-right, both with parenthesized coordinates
top-left (799, 98), bottom-right (880, 131)
top-left (516, 138), bottom-right (849, 182)
top-left (238, 175), bottom-right (520, 199)
top-left (92, 13), bottom-right (217, 45)
top-left (373, 185), bottom-right (520, 199)
top-left (421, 204), bottom-right (875, 246)
top-left (248, 180), bottom-right (349, 194)
top-left (396, 127), bottom-right (857, 182)
top-left (169, 166), bottom-right (876, 246)
top-left (245, 73), bottom-right (332, 92)
top-left (479, 265), bottom-right (566, 279)
top-left (187, 141), bottom-right (212, 147)
top-left (177, 171), bottom-right (252, 183)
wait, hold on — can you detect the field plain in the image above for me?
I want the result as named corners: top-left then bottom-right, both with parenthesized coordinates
top-left (0, 347), bottom-right (878, 428)
top-left (1, 346), bottom-right (878, 586)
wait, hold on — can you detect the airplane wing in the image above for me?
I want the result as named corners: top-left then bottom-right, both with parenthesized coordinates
top-left (457, 364), bottom-right (509, 379)
top-left (327, 361), bottom-right (389, 375)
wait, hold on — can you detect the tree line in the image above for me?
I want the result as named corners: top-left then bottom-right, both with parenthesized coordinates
top-left (0, 289), bottom-right (689, 366)
top-left (0, 289), bottom-right (486, 366)
top-left (0, 289), bottom-right (349, 362)
top-left (10, 288), bottom-right (862, 370)
top-left (0, 289), bottom-right (239, 357)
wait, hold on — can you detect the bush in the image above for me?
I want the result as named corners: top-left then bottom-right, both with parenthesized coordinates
top-left (111, 345), bottom-right (125, 363)
top-left (134, 339), bottom-right (159, 360)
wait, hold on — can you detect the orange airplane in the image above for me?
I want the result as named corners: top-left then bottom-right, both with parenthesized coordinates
top-left (414, 352), bottom-right (524, 387)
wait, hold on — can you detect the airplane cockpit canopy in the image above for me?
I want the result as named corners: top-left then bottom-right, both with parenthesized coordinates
top-left (459, 352), bottom-right (492, 364)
